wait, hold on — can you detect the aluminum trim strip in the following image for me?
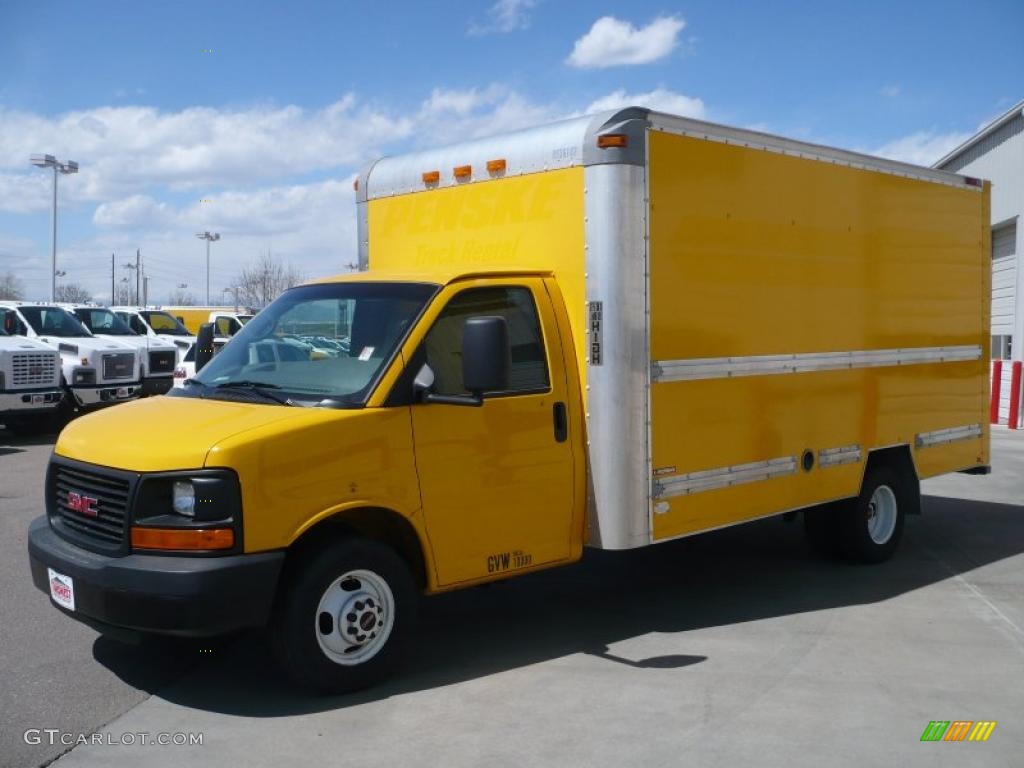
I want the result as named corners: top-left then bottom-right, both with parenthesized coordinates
top-left (651, 345), bottom-right (981, 383)
top-left (818, 444), bottom-right (862, 467)
top-left (915, 424), bottom-right (983, 448)
top-left (654, 456), bottom-right (797, 499)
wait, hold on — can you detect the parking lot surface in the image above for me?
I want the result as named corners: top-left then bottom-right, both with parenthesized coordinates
top-left (1, 427), bottom-right (1022, 768)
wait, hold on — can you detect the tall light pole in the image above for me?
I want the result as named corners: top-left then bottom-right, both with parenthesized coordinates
top-left (196, 231), bottom-right (220, 304)
top-left (30, 154), bottom-right (78, 302)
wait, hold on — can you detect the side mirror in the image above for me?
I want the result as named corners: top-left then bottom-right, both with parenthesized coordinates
top-left (414, 316), bottom-right (511, 407)
top-left (195, 322), bottom-right (215, 372)
top-left (462, 316), bottom-right (510, 395)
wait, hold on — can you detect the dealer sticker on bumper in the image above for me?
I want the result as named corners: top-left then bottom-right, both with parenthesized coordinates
top-left (48, 568), bottom-right (75, 611)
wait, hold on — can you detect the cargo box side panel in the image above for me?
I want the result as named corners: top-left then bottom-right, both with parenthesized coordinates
top-left (647, 129), bottom-right (988, 542)
top-left (367, 167), bottom-right (588, 386)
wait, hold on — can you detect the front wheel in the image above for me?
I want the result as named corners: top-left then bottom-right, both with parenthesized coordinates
top-left (838, 466), bottom-right (908, 564)
top-left (270, 537), bottom-right (416, 693)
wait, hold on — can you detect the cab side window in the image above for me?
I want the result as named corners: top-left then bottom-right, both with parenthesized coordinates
top-left (128, 315), bottom-right (149, 335)
top-left (424, 286), bottom-right (549, 396)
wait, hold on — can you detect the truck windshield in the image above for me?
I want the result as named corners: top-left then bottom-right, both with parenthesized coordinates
top-left (73, 308), bottom-right (137, 336)
top-left (141, 311), bottom-right (191, 336)
top-left (19, 306), bottom-right (91, 337)
top-left (182, 281), bottom-right (437, 407)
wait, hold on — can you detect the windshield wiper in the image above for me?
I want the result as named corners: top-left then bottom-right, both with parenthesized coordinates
top-left (209, 380), bottom-right (295, 406)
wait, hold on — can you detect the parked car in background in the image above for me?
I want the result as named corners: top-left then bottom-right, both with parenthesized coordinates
top-left (111, 307), bottom-right (197, 363)
top-left (0, 315), bottom-right (64, 433)
top-left (69, 305), bottom-right (177, 396)
top-left (0, 302), bottom-right (141, 416)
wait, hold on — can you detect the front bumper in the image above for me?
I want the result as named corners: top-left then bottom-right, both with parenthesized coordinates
top-left (71, 382), bottom-right (141, 407)
top-left (28, 516), bottom-right (284, 637)
top-left (140, 376), bottom-right (174, 397)
top-left (0, 389), bottom-right (63, 416)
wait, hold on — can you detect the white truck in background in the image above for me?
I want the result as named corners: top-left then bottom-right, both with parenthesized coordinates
top-left (68, 306), bottom-right (178, 396)
top-left (0, 302), bottom-right (142, 415)
top-left (111, 307), bottom-right (197, 363)
top-left (0, 317), bottom-right (64, 434)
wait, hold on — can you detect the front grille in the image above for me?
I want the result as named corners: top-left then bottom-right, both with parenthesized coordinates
top-left (101, 352), bottom-right (134, 380)
top-left (11, 352), bottom-right (59, 387)
top-left (148, 349), bottom-right (176, 375)
top-left (51, 464), bottom-right (130, 548)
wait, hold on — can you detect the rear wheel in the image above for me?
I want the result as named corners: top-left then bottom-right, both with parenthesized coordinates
top-left (270, 537), bottom-right (416, 693)
top-left (838, 465), bottom-right (908, 563)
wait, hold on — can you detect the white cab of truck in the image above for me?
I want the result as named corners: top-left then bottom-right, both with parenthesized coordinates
top-left (69, 305), bottom-right (177, 397)
top-left (0, 313), bottom-right (64, 431)
top-left (111, 307), bottom-right (197, 364)
top-left (0, 302), bottom-right (142, 411)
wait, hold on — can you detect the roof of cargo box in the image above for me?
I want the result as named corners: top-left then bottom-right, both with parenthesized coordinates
top-left (356, 107), bottom-right (981, 202)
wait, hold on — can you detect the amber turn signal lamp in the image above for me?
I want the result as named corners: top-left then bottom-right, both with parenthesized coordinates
top-left (597, 134), bottom-right (628, 149)
top-left (131, 526), bottom-right (235, 550)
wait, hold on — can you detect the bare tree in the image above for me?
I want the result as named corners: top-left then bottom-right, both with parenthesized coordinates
top-left (232, 251), bottom-right (304, 308)
top-left (167, 287), bottom-right (196, 305)
top-left (54, 283), bottom-right (93, 303)
top-left (0, 271), bottom-right (23, 300)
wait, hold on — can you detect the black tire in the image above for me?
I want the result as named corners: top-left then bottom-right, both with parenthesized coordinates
top-left (803, 503), bottom-right (843, 557)
top-left (270, 536), bottom-right (416, 694)
top-left (838, 465), bottom-right (908, 564)
top-left (4, 410), bottom-right (62, 436)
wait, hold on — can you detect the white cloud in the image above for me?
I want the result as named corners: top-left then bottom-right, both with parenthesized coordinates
top-left (584, 88), bottom-right (705, 119)
top-left (567, 16), bottom-right (684, 69)
top-left (880, 84), bottom-right (901, 98)
top-left (868, 130), bottom-right (972, 166)
top-left (468, 0), bottom-right (538, 35)
top-left (0, 97), bottom-right (414, 209)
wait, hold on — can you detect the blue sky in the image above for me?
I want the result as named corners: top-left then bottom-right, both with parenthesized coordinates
top-left (1, 0), bottom-right (1021, 301)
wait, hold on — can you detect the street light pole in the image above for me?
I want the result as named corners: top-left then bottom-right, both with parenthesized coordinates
top-left (30, 154), bottom-right (78, 302)
top-left (196, 231), bottom-right (220, 304)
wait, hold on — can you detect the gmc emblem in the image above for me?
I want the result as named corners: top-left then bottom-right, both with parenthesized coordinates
top-left (67, 492), bottom-right (99, 518)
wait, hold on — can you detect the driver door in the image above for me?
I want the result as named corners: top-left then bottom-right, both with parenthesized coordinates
top-left (410, 279), bottom-right (576, 586)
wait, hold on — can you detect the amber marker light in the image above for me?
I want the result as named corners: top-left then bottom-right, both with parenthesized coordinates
top-left (486, 158), bottom-right (507, 173)
top-left (131, 526), bottom-right (234, 551)
top-left (422, 170), bottom-right (440, 184)
top-left (453, 164), bottom-right (472, 179)
top-left (597, 134), bottom-right (628, 148)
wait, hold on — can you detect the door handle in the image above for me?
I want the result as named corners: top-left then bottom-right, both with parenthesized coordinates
top-left (553, 402), bottom-right (568, 443)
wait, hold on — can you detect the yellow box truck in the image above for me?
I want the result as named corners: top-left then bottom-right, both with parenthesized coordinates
top-left (28, 108), bottom-right (990, 692)
top-left (162, 306), bottom-right (254, 337)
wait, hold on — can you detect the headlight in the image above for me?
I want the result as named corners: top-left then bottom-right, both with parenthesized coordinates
top-left (172, 480), bottom-right (195, 516)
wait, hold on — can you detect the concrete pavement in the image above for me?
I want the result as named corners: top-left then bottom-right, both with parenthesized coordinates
top-left (2, 428), bottom-right (1022, 767)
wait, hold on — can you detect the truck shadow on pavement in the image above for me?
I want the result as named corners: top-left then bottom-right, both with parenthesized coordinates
top-left (92, 493), bottom-right (1024, 716)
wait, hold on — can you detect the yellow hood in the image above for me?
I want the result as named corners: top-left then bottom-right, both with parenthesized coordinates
top-left (55, 396), bottom-right (304, 471)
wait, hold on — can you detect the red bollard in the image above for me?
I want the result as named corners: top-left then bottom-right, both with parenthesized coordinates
top-left (1009, 361), bottom-right (1023, 430)
top-left (991, 359), bottom-right (1003, 425)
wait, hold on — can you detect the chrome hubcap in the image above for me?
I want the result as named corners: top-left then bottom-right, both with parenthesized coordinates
top-left (315, 569), bottom-right (395, 665)
top-left (866, 485), bottom-right (897, 544)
